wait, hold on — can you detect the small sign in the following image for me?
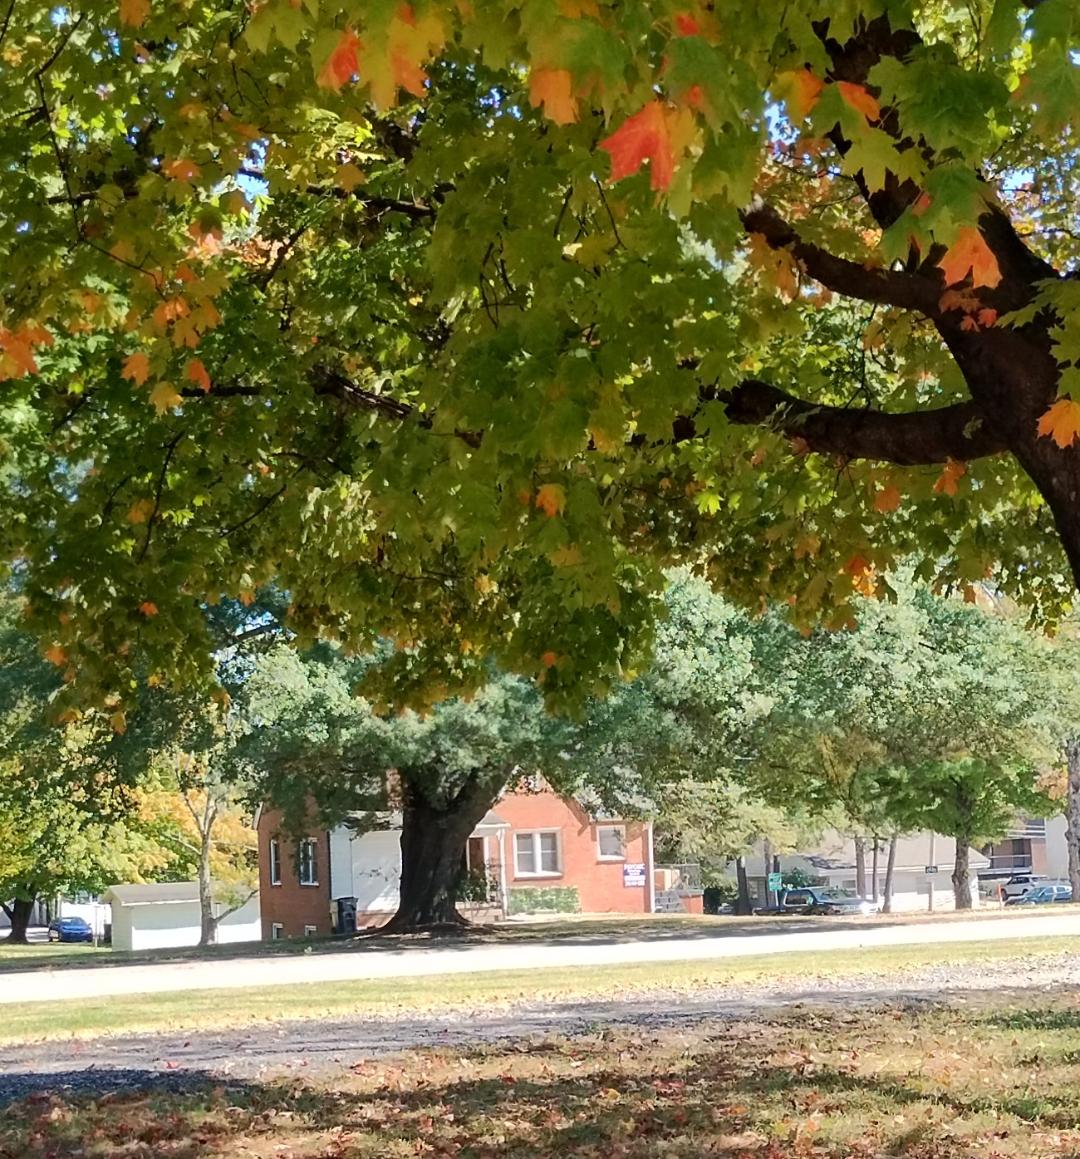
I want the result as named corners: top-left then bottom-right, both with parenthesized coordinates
top-left (767, 872), bottom-right (783, 891)
top-left (925, 865), bottom-right (938, 875)
top-left (623, 862), bottom-right (646, 887)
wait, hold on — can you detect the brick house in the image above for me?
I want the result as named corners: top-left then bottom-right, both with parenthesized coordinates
top-left (256, 784), bottom-right (656, 938)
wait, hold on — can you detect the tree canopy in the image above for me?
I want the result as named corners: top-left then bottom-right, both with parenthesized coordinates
top-left (2, 1), bottom-right (1080, 709)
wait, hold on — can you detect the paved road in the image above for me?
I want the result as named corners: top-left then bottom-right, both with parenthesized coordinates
top-left (2, 911), bottom-right (1079, 1004)
top-left (0, 950), bottom-right (1075, 1100)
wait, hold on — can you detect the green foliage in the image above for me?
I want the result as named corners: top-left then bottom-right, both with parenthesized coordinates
top-left (0, 2), bottom-right (1075, 711)
top-left (507, 886), bottom-right (581, 916)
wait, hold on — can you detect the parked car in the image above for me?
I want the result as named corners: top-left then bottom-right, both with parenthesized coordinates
top-left (1005, 882), bottom-right (1072, 906)
top-left (1000, 873), bottom-right (1046, 901)
top-left (756, 887), bottom-right (879, 917)
top-left (47, 916), bottom-right (94, 943)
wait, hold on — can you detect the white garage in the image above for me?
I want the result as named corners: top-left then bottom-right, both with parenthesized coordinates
top-left (103, 882), bottom-right (261, 952)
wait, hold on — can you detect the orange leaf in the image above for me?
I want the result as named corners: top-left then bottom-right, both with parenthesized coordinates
top-left (318, 28), bottom-right (360, 90)
top-left (837, 81), bottom-right (880, 121)
top-left (1037, 398), bottom-right (1080, 449)
top-left (121, 351), bottom-right (151, 386)
top-left (674, 11), bottom-right (701, 35)
top-left (874, 484), bottom-right (902, 513)
top-left (933, 458), bottom-right (967, 496)
top-left (127, 497), bottom-right (154, 524)
top-left (977, 307), bottom-right (998, 328)
top-left (185, 357), bottom-right (211, 393)
top-left (535, 483), bottom-right (566, 518)
top-left (44, 644), bottom-right (67, 666)
top-left (110, 710), bottom-right (127, 735)
top-left (541, 650), bottom-right (558, 669)
top-left (774, 69), bottom-right (824, 121)
top-left (529, 68), bottom-right (578, 126)
top-left (937, 227), bottom-right (1002, 289)
top-left (119, 0), bottom-right (149, 27)
top-left (163, 158), bottom-right (201, 182)
top-left (138, 601), bottom-right (159, 617)
top-left (600, 100), bottom-right (677, 192)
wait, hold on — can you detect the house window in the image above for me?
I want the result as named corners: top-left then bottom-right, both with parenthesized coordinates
top-left (597, 825), bottom-right (626, 861)
top-left (271, 923), bottom-right (284, 940)
top-left (299, 838), bottom-right (319, 886)
top-left (304, 924), bottom-right (318, 937)
top-left (269, 838), bottom-right (282, 886)
top-left (514, 830), bottom-right (561, 877)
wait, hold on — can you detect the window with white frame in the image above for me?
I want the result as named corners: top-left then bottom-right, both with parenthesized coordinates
top-left (596, 824), bottom-right (626, 861)
top-left (271, 923), bottom-right (284, 940)
top-left (269, 837), bottom-right (282, 886)
top-left (298, 838), bottom-right (319, 886)
top-left (304, 924), bottom-right (318, 937)
top-left (514, 830), bottom-right (561, 876)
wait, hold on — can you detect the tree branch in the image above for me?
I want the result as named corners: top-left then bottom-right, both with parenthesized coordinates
top-left (741, 201), bottom-right (941, 314)
top-left (720, 379), bottom-right (1007, 465)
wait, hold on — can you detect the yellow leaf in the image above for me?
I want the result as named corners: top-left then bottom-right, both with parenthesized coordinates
top-left (149, 381), bottom-right (183, 414)
top-left (1037, 398), bottom-right (1080, 449)
top-left (110, 710), bottom-right (127, 735)
top-left (535, 483), bottom-right (566, 518)
top-left (119, 0), bottom-right (149, 28)
top-left (335, 162), bottom-right (366, 192)
top-left (529, 68), bottom-right (578, 125)
top-left (549, 544), bottom-right (582, 567)
top-left (121, 351), bottom-right (151, 386)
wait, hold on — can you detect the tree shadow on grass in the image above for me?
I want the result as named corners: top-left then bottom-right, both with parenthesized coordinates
top-left (6, 1020), bottom-right (1080, 1158)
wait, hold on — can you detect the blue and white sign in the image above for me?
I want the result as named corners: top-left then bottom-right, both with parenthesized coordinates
top-left (623, 862), bottom-right (647, 887)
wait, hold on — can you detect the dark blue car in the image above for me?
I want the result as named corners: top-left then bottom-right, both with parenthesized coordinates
top-left (47, 916), bottom-right (93, 943)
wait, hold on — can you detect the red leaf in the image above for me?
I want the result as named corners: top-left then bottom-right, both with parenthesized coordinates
top-left (600, 101), bottom-right (676, 192)
top-left (318, 29), bottom-right (360, 91)
top-left (138, 601), bottom-right (159, 617)
top-left (933, 458), bottom-right (967, 496)
top-left (674, 12), bottom-right (701, 35)
top-left (185, 357), bottom-right (211, 393)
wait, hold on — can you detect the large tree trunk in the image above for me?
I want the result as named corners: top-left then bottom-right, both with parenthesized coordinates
top-left (870, 838), bottom-right (880, 903)
top-left (854, 836), bottom-right (867, 898)
top-left (1066, 738), bottom-right (1080, 900)
top-left (734, 856), bottom-right (752, 916)
top-left (952, 838), bottom-right (973, 910)
top-left (379, 773), bottom-right (500, 934)
top-left (5, 897), bottom-right (33, 944)
top-left (882, 835), bottom-right (899, 914)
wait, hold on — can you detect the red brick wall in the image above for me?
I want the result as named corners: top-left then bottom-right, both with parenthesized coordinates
top-left (256, 807), bottom-right (333, 939)
top-left (495, 789), bottom-right (652, 914)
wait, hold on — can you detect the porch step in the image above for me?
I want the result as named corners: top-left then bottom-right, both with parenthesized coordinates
top-left (654, 889), bottom-right (686, 913)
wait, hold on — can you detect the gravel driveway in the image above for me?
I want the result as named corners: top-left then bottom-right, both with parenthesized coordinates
top-left (2, 951), bottom-right (1076, 1103)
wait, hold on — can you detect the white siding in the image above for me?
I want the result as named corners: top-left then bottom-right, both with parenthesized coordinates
top-left (329, 826), bottom-right (354, 900)
top-left (349, 831), bottom-right (402, 913)
top-left (110, 895), bottom-right (261, 952)
top-left (1046, 814), bottom-right (1070, 879)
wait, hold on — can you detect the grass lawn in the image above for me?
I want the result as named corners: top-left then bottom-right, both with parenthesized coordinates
top-left (6, 934), bottom-right (1080, 1043)
top-left (5, 990), bottom-right (1080, 1157)
top-left (0, 942), bottom-right (106, 964)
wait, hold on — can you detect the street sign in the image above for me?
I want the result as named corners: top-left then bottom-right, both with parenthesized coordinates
top-left (767, 872), bottom-right (783, 891)
top-left (925, 865), bottom-right (938, 875)
top-left (623, 863), bottom-right (646, 887)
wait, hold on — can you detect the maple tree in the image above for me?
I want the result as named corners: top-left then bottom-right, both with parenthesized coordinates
top-left (0, 2), bottom-right (1079, 710)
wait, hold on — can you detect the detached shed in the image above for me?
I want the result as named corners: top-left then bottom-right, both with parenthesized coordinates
top-left (102, 883), bottom-right (261, 952)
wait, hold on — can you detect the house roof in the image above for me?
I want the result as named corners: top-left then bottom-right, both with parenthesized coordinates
top-left (103, 882), bottom-right (202, 907)
top-left (476, 809), bottom-right (509, 830)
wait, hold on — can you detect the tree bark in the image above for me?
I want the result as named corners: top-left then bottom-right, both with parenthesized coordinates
top-left (379, 772), bottom-right (501, 934)
top-left (5, 897), bottom-right (33, 944)
top-left (1066, 738), bottom-right (1080, 900)
top-left (854, 836), bottom-right (867, 898)
top-left (871, 838), bottom-right (880, 903)
top-left (882, 835), bottom-right (899, 914)
top-left (762, 837), bottom-right (775, 906)
top-left (197, 823), bottom-right (217, 947)
top-left (952, 838), bottom-right (973, 910)
top-left (734, 855), bottom-right (752, 916)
